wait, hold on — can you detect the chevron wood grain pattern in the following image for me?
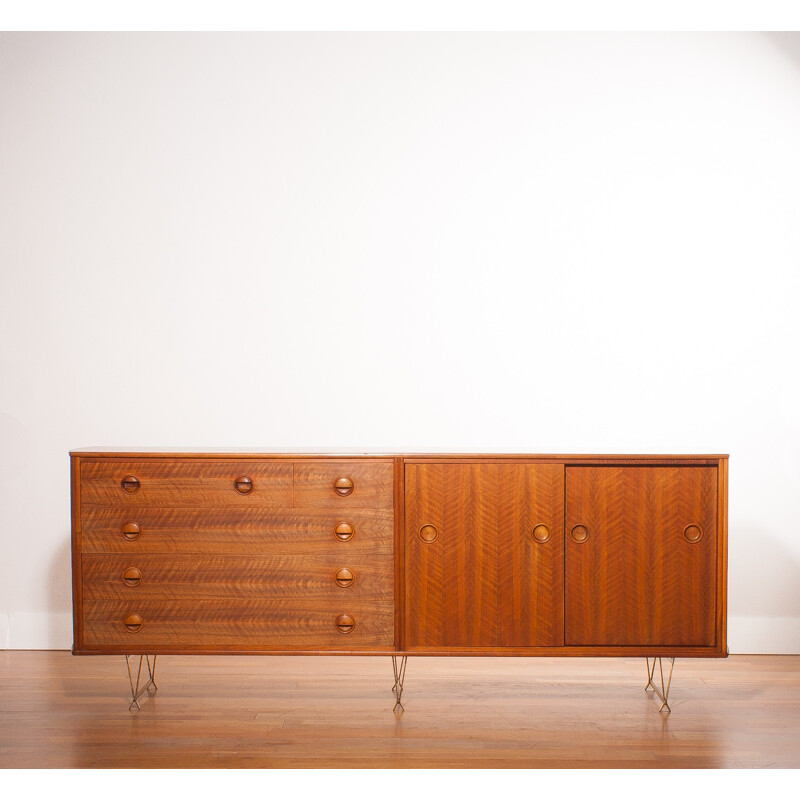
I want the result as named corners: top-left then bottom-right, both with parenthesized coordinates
top-left (404, 463), bottom-right (564, 648)
top-left (82, 553), bottom-right (393, 601)
top-left (81, 597), bottom-right (394, 650)
top-left (565, 466), bottom-right (717, 647)
top-left (79, 459), bottom-right (294, 507)
top-left (79, 507), bottom-right (394, 554)
top-left (293, 461), bottom-right (394, 508)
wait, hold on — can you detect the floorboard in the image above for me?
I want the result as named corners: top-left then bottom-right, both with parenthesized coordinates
top-left (1, 651), bottom-right (798, 768)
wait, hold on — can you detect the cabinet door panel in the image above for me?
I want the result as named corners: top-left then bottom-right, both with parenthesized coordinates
top-left (405, 463), bottom-right (564, 648)
top-left (565, 466), bottom-right (717, 647)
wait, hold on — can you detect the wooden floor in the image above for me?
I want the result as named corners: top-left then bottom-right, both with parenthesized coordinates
top-left (1, 651), bottom-right (799, 768)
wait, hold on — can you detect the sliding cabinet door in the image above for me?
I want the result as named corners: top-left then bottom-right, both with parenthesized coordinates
top-left (565, 466), bottom-right (717, 647)
top-left (405, 463), bottom-right (564, 648)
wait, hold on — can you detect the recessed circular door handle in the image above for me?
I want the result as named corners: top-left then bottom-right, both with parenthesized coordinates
top-left (531, 524), bottom-right (551, 543)
top-left (334, 477), bottom-right (354, 496)
top-left (570, 524), bottom-right (589, 543)
top-left (123, 614), bottom-right (143, 633)
top-left (121, 522), bottom-right (141, 540)
top-left (419, 524), bottom-right (438, 543)
top-left (334, 522), bottom-right (355, 541)
top-left (335, 614), bottom-right (355, 633)
top-left (122, 567), bottom-right (142, 587)
top-left (335, 568), bottom-right (355, 588)
top-left (120, 476), bottom-right (140, 493)
top-left (234, 476), bottom-right (254, 494)
top-left (683, 524), bottom-right (703, 543)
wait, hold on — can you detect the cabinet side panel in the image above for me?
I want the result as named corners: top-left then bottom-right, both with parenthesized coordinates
top-left (70, 455), bottom-right (82, 653)
top-left (717, 458), bottom-right (728, 653)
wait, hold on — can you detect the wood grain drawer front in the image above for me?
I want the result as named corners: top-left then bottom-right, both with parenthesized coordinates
top-left (565, 466), bottom-right (718, 647)
top-left (82, 554), bottom-right (393, 602)
top-left (79, 459), bottom-right (293, 507)
top-left (80, 597), bottom-right (394, 650)
top-left (80, 507), bottom-right (394, 554)
top-left (293, 461), bottom-right (394, 509)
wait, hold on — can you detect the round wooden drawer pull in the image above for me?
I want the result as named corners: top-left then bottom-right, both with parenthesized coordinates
top-left (684, 524), bottom-right (703, 543)
top-left (122, 567), bottom-right (143, 587)
top-left (419, 524), bottom-right (438, 543)
top-left (334, 477), bottom-right (354, 496)
top-left (334, 522), bottom-right (355, 541)
top-left (570, 524), bottom-right (589, 543)
top-left (335, 568), bottom-right (355, 588)
top-left (123, 614), bottom-right (143, 633)
top-left (234, 476), bottom-right (254, 494)
top-left (120, 476), bottom-right (140, 493)
top-left (335, 614), bottom-right (355, 634)
top-left (531, 524), bottom-right (551, 543)
top-left (121, 522), bottom-right (141, 540)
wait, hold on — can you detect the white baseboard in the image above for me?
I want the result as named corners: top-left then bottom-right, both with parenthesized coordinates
top-left (727, 615), bottom-right (800, 654)
top-left (2, 612), bottom-right (799, 654)
top-left (5, 612), bottom-right (73, 650)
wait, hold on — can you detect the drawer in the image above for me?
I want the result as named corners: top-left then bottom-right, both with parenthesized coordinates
top-left (293, 461), bottom-right (394, 509)
top-left (80, 597), bottom-right (394, 650)
top-left (82, 553), bottom-right (394, 601)
top-left (79, 507), bottom-right (394, 554)
top-left (79, 459), bottom-right (293, 508)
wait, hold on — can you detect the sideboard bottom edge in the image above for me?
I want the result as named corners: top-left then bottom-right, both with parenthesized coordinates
top-left (72, 646), bottom-right (728, 658)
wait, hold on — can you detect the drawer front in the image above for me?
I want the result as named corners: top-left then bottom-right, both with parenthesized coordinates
top-left (79, 459), bottom-right (293, 507)
top-left (82, 553), bottom-right (394, 602)
top-left (80, 597), bottom-right (394, 649)
top-left (80, 507), bottom-right (394, 554)
top-left (293, 461), bottom-right (394, 509)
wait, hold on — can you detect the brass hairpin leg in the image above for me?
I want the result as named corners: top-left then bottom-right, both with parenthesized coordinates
top-left (645, 657), bottom-right (675, 713)
top-left (125, 655), bottom-right (158, 711)
top-left (391, 655), bottom-right (408, 712)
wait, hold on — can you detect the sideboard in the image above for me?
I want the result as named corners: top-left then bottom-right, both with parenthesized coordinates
top-left (70, 450), bottom-right (728, 712)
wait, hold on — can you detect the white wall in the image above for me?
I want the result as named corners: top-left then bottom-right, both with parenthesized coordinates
top-left (1, 32), bottom-right (799, 652)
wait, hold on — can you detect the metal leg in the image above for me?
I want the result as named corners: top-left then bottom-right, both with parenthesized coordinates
top-left (645, 657), bottom-right (675, 713)
top-left (125, 655), bottom-right (158, 711)
top-left (391, 656), bottom-right (408, 712)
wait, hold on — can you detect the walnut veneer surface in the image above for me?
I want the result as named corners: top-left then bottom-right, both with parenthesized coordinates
top-left (70, 451), bottom-right (728, 658)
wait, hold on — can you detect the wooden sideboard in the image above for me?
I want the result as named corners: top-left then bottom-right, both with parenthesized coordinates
top-left (70, 450), bottom-right (728, 710)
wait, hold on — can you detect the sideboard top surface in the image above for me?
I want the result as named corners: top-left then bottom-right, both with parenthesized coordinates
top-left (70, 448), bottom-right (728, 462)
